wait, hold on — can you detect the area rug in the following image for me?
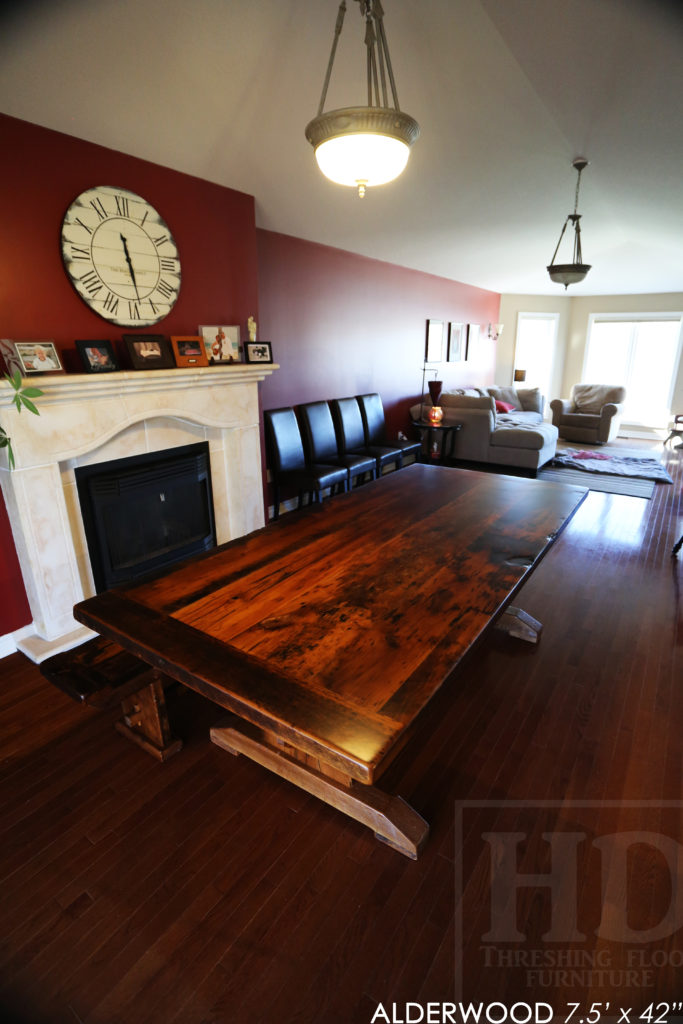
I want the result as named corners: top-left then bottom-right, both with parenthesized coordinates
top-left (538, 466), bottom-right (656, 498)
top-left (538, 447), bottom-right (673, 498)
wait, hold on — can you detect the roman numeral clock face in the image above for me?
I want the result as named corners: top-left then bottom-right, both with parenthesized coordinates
top-left (61, 186), bottom-right (181, 327)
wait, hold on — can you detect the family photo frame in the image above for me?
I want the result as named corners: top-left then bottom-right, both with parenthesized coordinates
top-left (76, 339), bottom-right (120, 373)
top-left (12, 340), bottom-right (64, 375)
top-left (123, 335), bottom-right (175, 370)
top-left (171, 336), bottom-right (209, 368)
top-left (243, 341), bottom-right (273, 364)
top-left (199, 325), bottom-right (241, 364)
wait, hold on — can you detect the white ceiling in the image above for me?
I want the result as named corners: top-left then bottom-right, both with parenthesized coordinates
top-left (2, 0), bottom-right (683, 296)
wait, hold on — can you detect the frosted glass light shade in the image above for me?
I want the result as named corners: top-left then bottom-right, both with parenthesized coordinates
top-left (306, 106), bottom-right (419, 196)
top-left (315, 133), bottom-right (411, 189)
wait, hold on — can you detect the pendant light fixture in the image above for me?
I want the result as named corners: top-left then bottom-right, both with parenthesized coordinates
top-left (547, 157), bottom-right (591, 288)
top-left (305, 0), bottom-right (419, 198)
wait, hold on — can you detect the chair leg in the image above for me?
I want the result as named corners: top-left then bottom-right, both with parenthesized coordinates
top-left (272, 483), bottom-right (280, 520)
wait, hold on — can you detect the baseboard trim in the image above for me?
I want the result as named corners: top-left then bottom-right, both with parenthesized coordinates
top-left (0, 623), bottom-right (34, 660)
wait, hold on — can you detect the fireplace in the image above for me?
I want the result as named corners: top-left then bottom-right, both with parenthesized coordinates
top-left (76, 442), bottom-right (216, 593)
top-left (0, 363), bottom-right (277, 661)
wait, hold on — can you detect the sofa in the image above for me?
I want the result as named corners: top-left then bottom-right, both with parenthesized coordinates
top-left (549, 384), bottom-right (626, 444)
top-left (410, 385), bottom-right (558, 473)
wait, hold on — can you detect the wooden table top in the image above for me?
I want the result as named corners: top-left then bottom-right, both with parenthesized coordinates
top-left (74, 464), bottom-right (587, 784)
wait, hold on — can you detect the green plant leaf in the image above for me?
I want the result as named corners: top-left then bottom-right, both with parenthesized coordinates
top-left (21, 386), bottom-right (44, 399)
top-left (19, 396), bottom-right (40, 416)
top-left (0, 432), bottom-right (15, 470)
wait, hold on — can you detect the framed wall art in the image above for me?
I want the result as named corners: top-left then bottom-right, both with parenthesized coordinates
top-left (199, 325), bottom-right (241, 364)
top-left (13, 341), bottom-right (64, 375)
top-left (447, 323), bottom-right (466, 362)
top-left (123, 335), bottom-right (175, 370)
top-left (76, 339), bottom-right (120, 373)
top-left (467, 324), bottom-right (480, 353)
top-left (244, 341), bottom-right (273, 364)
top-left (425, 320), bottom-right (444, 363)
top-left (171, 336), bottom-right (209, 368)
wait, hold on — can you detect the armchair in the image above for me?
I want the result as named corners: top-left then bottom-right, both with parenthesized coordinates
top-left (550, 384), bottom-right (626, 445)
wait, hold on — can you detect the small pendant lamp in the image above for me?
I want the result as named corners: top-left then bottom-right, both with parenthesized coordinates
top-left (547, 157), bottom-right (591, 289)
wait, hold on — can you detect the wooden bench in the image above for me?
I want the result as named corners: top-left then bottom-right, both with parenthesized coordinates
top-left (40, 636), bottom-right (182, 761)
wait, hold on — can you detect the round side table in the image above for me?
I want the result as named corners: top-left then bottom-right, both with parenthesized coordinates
top-left (411, 420), bottom-right (462, 465)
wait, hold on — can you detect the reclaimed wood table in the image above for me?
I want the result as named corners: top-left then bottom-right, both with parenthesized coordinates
top-left (73, 464), bottom-right (587, 858)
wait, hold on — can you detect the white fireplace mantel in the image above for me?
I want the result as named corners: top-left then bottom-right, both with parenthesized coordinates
top-left (0, 364), bottom-right (278, 662)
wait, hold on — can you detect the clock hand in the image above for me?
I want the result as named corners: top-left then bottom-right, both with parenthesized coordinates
top-left (119, 232), bottom-right (141, 301)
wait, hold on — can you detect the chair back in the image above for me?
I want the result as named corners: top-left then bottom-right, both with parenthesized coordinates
top-left (264, 408), bottom-right (306, 474)
top-left (330, 397), bottom-right (367, 453)
top-left (571, 384), bottom-right (626, 410)
top-left (357, 393), bottom-right (387, 445)
top-left (298, 402), bottom-right (339, 463)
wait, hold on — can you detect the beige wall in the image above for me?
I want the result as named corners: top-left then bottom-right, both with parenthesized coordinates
top-left (498, 292), bottom-right (683, 426)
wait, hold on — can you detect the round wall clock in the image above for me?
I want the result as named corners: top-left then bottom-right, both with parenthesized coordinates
top-left (61, 185), bottom-right (181, 327)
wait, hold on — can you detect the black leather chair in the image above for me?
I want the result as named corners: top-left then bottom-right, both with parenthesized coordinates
top-left (356, 393), bottom-right (421, 471)
top-left (263, 408), bottom-right (348, 520)
top-left (298, 401), bottom-right (376, 488)
top-left (330, 396), bottom-right (398, 475)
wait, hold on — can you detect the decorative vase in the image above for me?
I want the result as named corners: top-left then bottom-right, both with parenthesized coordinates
top-left (428, 405), bottom-right (443, 425)
top-left (428, 379), bottom-right (443, 406)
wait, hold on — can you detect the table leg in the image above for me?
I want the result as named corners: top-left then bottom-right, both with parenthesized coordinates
top-left (116, 670), bottom-right (183, 761)
top-left (210, 715), bottom-right (429, 859)
top-left (496, 605), bottom-right (543, 643)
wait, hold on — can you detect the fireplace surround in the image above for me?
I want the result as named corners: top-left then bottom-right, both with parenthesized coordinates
top-left (0, 363), bottom-right (277, 661)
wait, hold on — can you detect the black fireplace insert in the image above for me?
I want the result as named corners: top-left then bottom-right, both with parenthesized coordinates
top-left (75, 442), bottom-right (216, 593)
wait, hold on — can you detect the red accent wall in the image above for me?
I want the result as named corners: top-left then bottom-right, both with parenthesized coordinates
top-left (257, 230), bottom-right (500, 436)
top-left (0, 491), bottom-right (31, 632)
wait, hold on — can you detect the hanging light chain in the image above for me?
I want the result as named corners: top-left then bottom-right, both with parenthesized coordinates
top-left (318, 0), bottom-right (402, 115)
top-left (317, 0), bottom-right (347, 116)
top-left (573, 163), bottom-right (584, 215)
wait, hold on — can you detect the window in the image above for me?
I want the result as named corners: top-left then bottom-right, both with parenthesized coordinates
top-left (513, 313), bottom-right (559, 407)
top-left (584, 316), bottom-right (682, 428)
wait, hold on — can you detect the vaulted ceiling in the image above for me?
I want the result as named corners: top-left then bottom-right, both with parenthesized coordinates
top-left (2, 0), bottom-right (682, 296)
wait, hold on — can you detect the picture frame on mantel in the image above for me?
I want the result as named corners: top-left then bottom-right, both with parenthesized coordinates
top-left (244, 341), bottom-right (273, 364)
top-left (447, 322), bottom-right (467, 362)
top-left (76, 339), bottom-right (120, 373)
top-left (123, 335), bottom-right (175, 370)
top-left (13, 340), bottom-right (64, 375)
top-left (199, 325), bottom-right (241, 364)
top-left (171, 336), bottom-right (209, 368)
top-left (425, 320), bottom-right (444, 363)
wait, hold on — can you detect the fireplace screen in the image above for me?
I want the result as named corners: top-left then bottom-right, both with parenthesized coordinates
top-left (76, 442), bottom-right (216, 593)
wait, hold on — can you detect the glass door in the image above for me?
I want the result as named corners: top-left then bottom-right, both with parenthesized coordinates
top-left (584, 316), bottom-right (683, 428)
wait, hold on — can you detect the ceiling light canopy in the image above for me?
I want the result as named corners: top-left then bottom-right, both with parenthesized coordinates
top-left (547, 157), bottom-right (591, 289)
top-left (305, 0), bottom-right (419, 198)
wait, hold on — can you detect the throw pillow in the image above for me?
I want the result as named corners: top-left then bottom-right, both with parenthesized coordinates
top-left (488, 386), bottom-right (520, 409)
top-left (495, 400), bottom-right (515, 413)
top-left (517, 387), bottom-right (543, 414)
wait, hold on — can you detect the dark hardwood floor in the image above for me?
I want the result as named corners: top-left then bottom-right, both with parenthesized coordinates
top-left (1, 442), bottom-right (681, 1023)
